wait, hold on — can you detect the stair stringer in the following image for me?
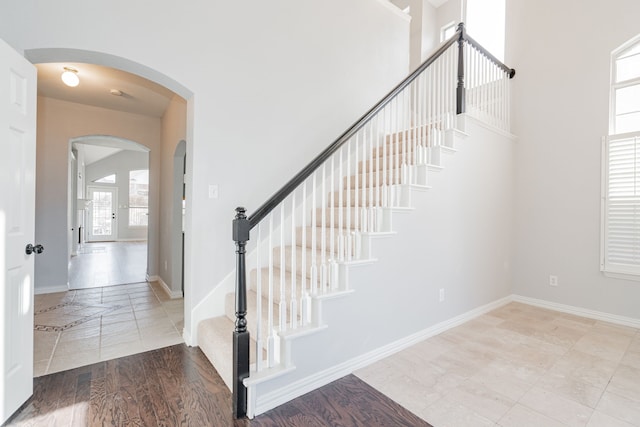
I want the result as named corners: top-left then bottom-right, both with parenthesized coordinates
top-left (242, 116), bottom-right (516, 417)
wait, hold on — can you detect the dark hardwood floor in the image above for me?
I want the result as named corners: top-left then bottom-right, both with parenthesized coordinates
top-left (5, 345), bottom-right (431, 427)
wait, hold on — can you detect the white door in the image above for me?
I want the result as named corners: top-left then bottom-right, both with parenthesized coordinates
top-left (0, 39), bottom-right (37, 424)
top-left (87, 187), bottom-right (118, 241)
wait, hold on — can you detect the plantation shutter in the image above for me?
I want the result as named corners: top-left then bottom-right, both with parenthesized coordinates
top-left (604, 134), bottom-right (640, 274)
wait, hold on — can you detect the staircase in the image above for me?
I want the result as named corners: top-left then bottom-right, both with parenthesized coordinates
top-left (197, 23), bottom-right (515, 418)
top-left (199, 123), bottom-right (454, 383)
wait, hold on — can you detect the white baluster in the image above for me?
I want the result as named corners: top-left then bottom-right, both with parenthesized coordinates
top-left (301, 181), bottom-right (307, 326)
top-left (492, 61), bottom-right (497, 125)
top-left (361, 121), bottom-right (368, 232)
top-left (311, 171), bottom-right (317, 295)
top-left (279, 203), bottom-right (286, 332)
top-left (267, 215), bottom-right (275, 367)
top-left (321, 163), bottom-right (327, 293)
top-left (354, 131), bottom-right (359, 236)
top-left (290, 192), bottom-right (297, 329)
top-left (256, 223), bottom-right (263, 371)
top-left (411, 80), bottom-right (417, 179)
top-left (333, 148), bottom-right (342, 261)
top-left (331, 155), bottom-right (336, 263)
top-left (394, 97), bottom-right (400, 205)
top-left (378, 108), bottom-right (382, 210)
top-left (483, 53), bottom-right (488, 122)
top-left (371, 109), bottom-right (377, 211)
top-left (346, 139), bottom-right (352, 258)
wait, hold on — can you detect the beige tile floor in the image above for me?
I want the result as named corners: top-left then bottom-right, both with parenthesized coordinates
top-left (34, 281), bottom-right (184, 376)
top-left (356, 302), bottom-right (640, 427)
top-left (68, 241), bottom-right (147, 289)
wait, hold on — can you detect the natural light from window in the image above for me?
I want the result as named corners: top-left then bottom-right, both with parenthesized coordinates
top-left (441, 22), bottom-right (457, 43)
top-left (612, 37), bottom-right (640, 134)
top-left (129, 169), bottom-right (149, 227)
top-left (466, 0), bottom-right (505, 62)
top-left (602, 35), bottom-right (640, 279)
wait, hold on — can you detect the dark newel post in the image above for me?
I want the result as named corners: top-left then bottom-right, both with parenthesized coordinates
top-left (456, 22), bottom-right (466, 115)
top-left (232, 207), bottom-right (250, 418)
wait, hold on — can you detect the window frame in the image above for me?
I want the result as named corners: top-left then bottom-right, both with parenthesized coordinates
top-left (601, 35), bottom-right (640, 279)
top-left (440, 21), bottom-right (456, 43)
top-left (128, 169), bottom-right (149, 228)
top-left (610, 35), bottom-right (640, 135)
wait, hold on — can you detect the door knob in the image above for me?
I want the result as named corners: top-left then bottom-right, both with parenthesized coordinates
top-left (25, 244), bottom-right (44, 255)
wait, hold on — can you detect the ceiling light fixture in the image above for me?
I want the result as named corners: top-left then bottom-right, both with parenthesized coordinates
top-left (61, 67), bottom-right (79, 87)
top-left (110, 89), bottom-right (123, 96)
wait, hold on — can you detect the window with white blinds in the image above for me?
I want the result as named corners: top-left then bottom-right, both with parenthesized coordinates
top-left (602, 35), bottom-right (640, 277)
top-left (603, 134), bottom-right (640, 275)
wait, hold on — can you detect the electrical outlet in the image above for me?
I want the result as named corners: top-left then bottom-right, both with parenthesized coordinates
top-left (549, 275), bottom-right (558, 287)
top-left (439, 288), bottom-right (445, 302)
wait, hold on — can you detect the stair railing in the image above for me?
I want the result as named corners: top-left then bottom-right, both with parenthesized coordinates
top-left (231, 22), bottom-right (515, 418)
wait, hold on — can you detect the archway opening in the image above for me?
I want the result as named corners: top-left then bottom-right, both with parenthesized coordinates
top-left (29, 51), bottom-right (193, 376)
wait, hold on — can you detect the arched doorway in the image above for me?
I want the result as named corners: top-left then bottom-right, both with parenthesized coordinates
top-left (28, 52), bottom-right (193, 377)
top-left (69, 135), bottom-right (151, 289)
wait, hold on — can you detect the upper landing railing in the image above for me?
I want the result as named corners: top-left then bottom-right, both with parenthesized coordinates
top-left (231, 22), bottom-right (515, 418)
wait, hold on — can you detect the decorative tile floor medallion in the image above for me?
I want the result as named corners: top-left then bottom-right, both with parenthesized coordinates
top-left (34, 301), bottom-right (124, 332)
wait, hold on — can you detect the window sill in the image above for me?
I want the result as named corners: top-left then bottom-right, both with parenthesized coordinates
top-left (602, 270), bottom-right (640, 282)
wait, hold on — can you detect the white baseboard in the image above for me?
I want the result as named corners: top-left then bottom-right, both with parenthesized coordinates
top-left (35, 285), bottom-right (69, 295)
top-left (183, 328), bottom-right (194, 347)
top-left (253, 295), bottom-right (513, 417)
top-left (513, 294), bottom-right (640, 329)
top-left (157, 277), bottom-right (183, 300)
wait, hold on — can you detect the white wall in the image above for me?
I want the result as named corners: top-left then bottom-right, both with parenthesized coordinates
top-left (1, 0), bottom-right (410, 336)
top-left (34, 96), bottom-right (161, 292)
top-left (408, 0), bottom-right (439, 70)
top-left (436, 0), bottom-right (462, 38)
top-left (420, 2), bottom-right (439, 58)
top-left (507, 0), bottom-right (640, 319)
top-left (85, 150), bottom-right (149, 241)
top-left (159, 95), bottom-right (187, 294)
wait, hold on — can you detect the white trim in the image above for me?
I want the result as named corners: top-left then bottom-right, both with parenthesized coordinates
top-left (115, 238), bottom-right (148, 242)
top-left (182, 328), bottom-right (194, 347)
top-left (374, 0), bottom-right (412, 22)
top-left (35, 285), bottom-right (69, 295)
top-left (156, 276), bottom-right (183, 299)
top-left (603, 270), bottom-right (640, 282)
top-left (252, 295), bottom-right (513, 417)
top-left (512, 295), bottom-right (640, 329)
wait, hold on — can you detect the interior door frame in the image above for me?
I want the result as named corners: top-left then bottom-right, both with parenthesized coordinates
top-left (87, 185), bottom-right (118, 242)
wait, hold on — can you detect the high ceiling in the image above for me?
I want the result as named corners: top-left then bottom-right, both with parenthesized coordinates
top-left (36, 62), bottom-right (175, 118)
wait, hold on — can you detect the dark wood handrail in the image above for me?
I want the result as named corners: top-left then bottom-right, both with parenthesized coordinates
top-left (247, 23), bottom-right (514, 228)
top-left (464, 32), bottom-right (516, 78)
top-left (248, 31), bottom-right (461, 229)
